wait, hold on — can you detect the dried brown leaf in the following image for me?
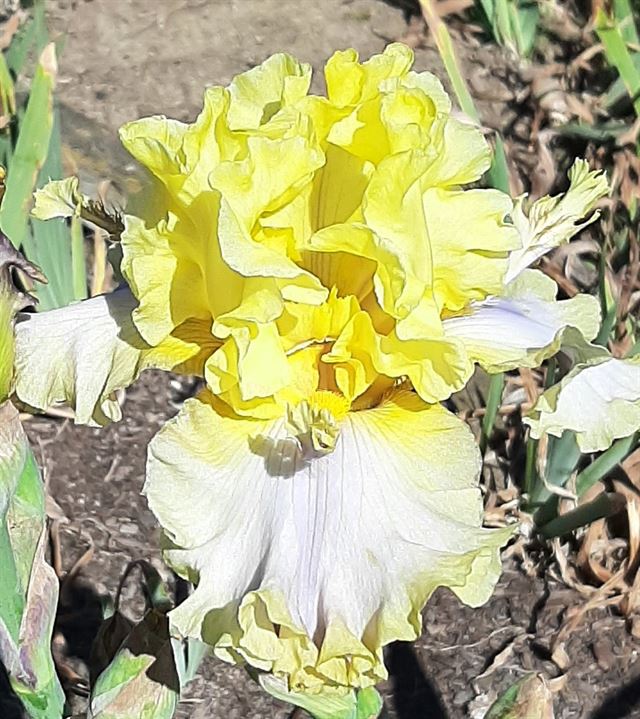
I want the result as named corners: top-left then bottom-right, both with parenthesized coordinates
top-left (551, 642), bottom-right (570, 671)
top-left (531, 130), bottom-right (558, 199)
top-left (592, 638), bottom-right (615, 671)
top-left (622, 448), bottom-right (640, 491)
top-left (0, 11), bottom-right (23, 52)
top-left (577, 513), bottom-right (614, 585)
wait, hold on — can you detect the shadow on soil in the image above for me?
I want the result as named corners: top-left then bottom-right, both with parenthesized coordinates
top-left (0, 662), bottom-right (27, 719)
top-left (56, 577), bottom-right (105, 667)
top-left (378, 0), bottom-right (420, 20)
top-left (591, 675), bottom-right (640, 719)
top-left (0, 580), bottom-right (103, 719)
top-left (387, 642), bottom-right (448, 719)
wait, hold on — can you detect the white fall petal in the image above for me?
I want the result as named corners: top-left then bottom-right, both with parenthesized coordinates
top-left (526, 355), bottom-right (640, 452)
top-left (442, 270), bottom-right (600, 372)
top-left (144, 389), bottom-right (511, 692)
top-left (13, 288), bottom-right (213, 426)
top-left (13, 289), bottom-right (146, 425)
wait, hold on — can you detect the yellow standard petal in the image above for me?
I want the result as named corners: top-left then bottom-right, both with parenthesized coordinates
top-left (324, 44), bottom-right (414, 108)
top-left (111, 44), bottom-right (608, 437)
top-left (422, 187), bottom-right (520, 313)
top-left (227, 53), bottom-right (312, 130)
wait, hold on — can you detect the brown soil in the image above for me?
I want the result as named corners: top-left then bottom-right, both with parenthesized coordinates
top-left (14, 0), bottom-right (640, 717)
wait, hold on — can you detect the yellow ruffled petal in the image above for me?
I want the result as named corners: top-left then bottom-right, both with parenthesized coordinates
top-left (276, 289), bottom-right (361, 353)
top-left (324, 311), bottom-right (472, 404)
top-left (361, 152), bottom-right (434, 319)
top-left (209, 121), bottom-right (324, 230)
top-left (322, 312), bottom-right (380, 401)
top-left (377, 330), bottom-right (472, 403)
top-left (213, 322), bottom-right (291, 402)
top-left (227, 53), bottom-right (312, 130)
top-left (328, 80), bottom-right (439, 166)
top-left (207, 344), bottom-right (324, 421)
top-left (118, 116), bottom-right (188, 188)
top-left (324, 47), bottom-right (489, 184)
top-left (397, 72), bottom-right (490, 186)
top-left (120, 213), bottom-right (215, 346)
top-left (324, 44), bottom-right (414, 107)
top-left (422, 187), bottom-right (519, 313)
top-left (120, 87), bottom-right (236, 206)
top-left (215, 197), bottom-right (327, 305)
top-left (323, 46), bottom-right (474, 174)
top-left (212, 282), bottom-right (284, 338)
top-left (307, 222), bottom-right (426, 324)
top-left (381, 82), bottom-right (441, 156)
top-left (421, 116), bottom-right (491, 187)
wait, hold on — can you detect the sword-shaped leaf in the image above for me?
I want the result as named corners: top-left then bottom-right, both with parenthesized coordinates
top-left (0, 402), bottom-right (64, 719)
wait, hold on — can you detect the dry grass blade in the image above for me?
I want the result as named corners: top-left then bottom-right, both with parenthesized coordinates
top-left (0, 12), bottom-right (22, 51)
top-left (419, 0), bottom-right (480, 122)
top-left (554, 578), bottom-right (625, 647)
top-left (549, 460), bottom-right (640, 646)
top-left (472, 632), bottom-right (531, 687)
top-left (577, 510), bottom-right (615, 584)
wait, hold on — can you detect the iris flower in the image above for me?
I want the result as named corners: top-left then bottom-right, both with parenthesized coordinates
top-left (13, 45), bottom-right (607, 696)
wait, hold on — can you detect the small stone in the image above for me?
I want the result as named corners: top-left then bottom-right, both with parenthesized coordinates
top-left (593, 640), bottom-right (615, 671)
top-left (453, 688), bottom-right (474, 706)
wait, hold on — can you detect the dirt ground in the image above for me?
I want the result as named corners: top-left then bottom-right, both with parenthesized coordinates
top-left (18, 0), bottom-right (640, 716)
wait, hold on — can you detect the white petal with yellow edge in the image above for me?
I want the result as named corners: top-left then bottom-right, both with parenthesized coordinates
top-left (13, 288), bottom-right (213, 426)
top-left (525, 355), bottom-right (640, 452)
top-left (442, 270), bottom-right (601, 372)
top-left (145, 390), bottom-right (511, 692)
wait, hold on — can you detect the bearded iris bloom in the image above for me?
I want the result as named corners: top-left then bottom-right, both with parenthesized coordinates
top-left (13, 44), bottom-right (607, 696)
